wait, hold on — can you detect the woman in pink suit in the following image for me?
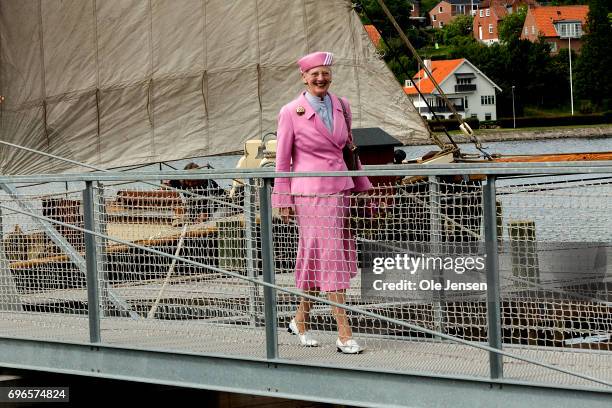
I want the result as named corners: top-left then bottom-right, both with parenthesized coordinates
top-left (272, 51), bottom-right (372, 354)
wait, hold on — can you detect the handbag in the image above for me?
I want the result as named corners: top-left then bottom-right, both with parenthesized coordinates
top-left (337, 98), bottom-right (385, 234)
top-left (338, 97), bottom-right (359, 171)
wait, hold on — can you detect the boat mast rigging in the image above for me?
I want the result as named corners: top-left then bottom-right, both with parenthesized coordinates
top-left (373, 0), bottom-right (493, 159)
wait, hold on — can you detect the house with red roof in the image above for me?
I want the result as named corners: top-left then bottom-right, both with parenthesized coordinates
top-left (364, 24), bottom-right (383, 48)
top-left (404, 58), bottom-right (502, 121)
top-left (520, 5), bottom-right (588, 54)
top-left (473, 0), bottom-right (537, 44)
top-left (429, 0), bottom-right (479, 29)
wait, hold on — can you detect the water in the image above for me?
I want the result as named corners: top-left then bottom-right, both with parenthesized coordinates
top-left (180, 137), bottom-right (612, 169)
top-left (401, 137), bottom-right (612, 159)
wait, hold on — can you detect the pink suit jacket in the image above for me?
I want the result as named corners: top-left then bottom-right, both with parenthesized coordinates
top-left (272, 91), bottom-right (372, 208)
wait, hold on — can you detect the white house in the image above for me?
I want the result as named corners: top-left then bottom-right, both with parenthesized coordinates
top-left (404, 58), bottom-right (502, 121)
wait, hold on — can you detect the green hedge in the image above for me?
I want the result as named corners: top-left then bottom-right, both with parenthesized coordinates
top-left (496, 113), bottom-right (612, 128)
top-left (427, 117), bottom-right (480, 132)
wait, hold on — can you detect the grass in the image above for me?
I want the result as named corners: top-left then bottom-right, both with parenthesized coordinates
top-left (418, 46), bottom-right (453, 60)
top-left (523, 105), bottom-right (577, 117)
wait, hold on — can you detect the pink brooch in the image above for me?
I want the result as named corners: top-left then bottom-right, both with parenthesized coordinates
top-left (296, 106), bottom-right (305, 116)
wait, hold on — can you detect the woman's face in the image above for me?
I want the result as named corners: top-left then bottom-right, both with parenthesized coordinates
top-left (302, 66), bottom-right (332, 98)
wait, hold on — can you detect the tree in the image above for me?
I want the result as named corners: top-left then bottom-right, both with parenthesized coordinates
top-left (574, 0), bottom-right (612, 108)
top-left (358, 0), bottom-right (416, 35)
top-left (548, 50), bottom-right (575, 109)
top-left (437, 15), bottom-right (474, 45)
top-left (358, 1), bottom-right (431, 81)
top-left (421, 0), bottom-right (439, 17)
top-left (497, 6), bottom-right (527, 44)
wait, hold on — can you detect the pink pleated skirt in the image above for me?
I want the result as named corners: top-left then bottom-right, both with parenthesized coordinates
top-left (292, 191), bottom-right (357, 292)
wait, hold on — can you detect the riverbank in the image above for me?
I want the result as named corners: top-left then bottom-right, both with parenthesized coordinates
top-left (407, 124), bottom-right (612, 145)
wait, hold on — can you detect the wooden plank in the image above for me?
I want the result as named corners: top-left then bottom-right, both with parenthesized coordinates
top-left (8, 215), bottom-right (246, 269)
top-left (493, 152), bottom-right (612, 163)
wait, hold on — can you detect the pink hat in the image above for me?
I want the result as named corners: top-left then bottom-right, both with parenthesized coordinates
top-left (297, 51), bottom-right (333, 73)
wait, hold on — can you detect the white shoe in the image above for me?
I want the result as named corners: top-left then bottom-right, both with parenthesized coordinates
top-left (336, 338), bottom-right (364, 354)
top-left (288, 319), bottom-right (319, 347)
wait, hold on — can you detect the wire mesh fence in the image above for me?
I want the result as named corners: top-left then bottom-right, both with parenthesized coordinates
top-left (0, 168), bottom-right (611, 388)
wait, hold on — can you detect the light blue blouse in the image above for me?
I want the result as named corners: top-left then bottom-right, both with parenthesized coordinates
top-left (304, 91), bottom-right (333, 133)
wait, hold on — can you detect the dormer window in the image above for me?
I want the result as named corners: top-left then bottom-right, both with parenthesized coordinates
top-left (555, 21), bottom-right (583, 38)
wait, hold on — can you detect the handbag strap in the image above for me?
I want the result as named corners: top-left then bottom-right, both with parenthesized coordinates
top-left (337, 97), bottom-right (354, 145)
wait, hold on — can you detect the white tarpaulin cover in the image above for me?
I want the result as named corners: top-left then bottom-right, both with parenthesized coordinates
top-left (0, 0), bottom-right (428, 174)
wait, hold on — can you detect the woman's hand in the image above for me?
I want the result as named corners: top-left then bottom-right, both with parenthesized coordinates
top-left (279, 207), bottom-right (294, 223)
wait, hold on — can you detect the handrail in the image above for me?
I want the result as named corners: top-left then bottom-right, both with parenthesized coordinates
top-left (1, 161), bottom-right (612, 184)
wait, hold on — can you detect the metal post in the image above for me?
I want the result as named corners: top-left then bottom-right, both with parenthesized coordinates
top-left (259, 178), bottom-right (278, 359)
top-left (244, 178), bottom-right (258, 327)
top-left (483, 176), bottom-right (503, 378)
top-left (83, 181), bottom-right (101, 343)
top-left (568, 36), bottom-right (574, 116)
top-left (511, 86), bottom-right (516, 129)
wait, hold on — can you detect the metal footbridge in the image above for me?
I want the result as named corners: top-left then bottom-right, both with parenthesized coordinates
top-left (1, 162), bottom-right (611, 407)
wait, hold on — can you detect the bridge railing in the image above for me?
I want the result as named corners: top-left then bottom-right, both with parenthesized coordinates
top-left (1, 162), bottom-right (611, 389)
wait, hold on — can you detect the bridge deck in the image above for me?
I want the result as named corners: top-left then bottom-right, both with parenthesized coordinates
top-left (1, 312), bottom-right (610, 390)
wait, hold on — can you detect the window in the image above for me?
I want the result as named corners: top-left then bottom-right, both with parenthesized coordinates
top-left (485, 113), bottom-right (492, 121)
top-left (481, 95), bottom-right (495, 105)
top-left (411, 4), bottom-right (415, 11)
top-left (440, 21), bottom-right (444, 27)
top-left (479, 9), bottom-right (483, 17)
top-left (433, 14), bottom-right (437, 21)
top-left (471, 114), bottom-right (478, 119)
top-left (525, 27), bottom-right (529, 35)
top-left (464, 97), bottom-right (469, 109)
top-left (489, 24), bottom-right (493, 34)
top-left (549, 42), bottom-right (557, 52)
top-left (439, 6), bottom-right (443, 12)
top-left (555, 22), bottom-right (583, 38)
top-left (486, 8), bottom-right (490, 16)
top-left (531, 25), bottom-right (535, 35)
top-left (458, 78), bottom-right (472, 85)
